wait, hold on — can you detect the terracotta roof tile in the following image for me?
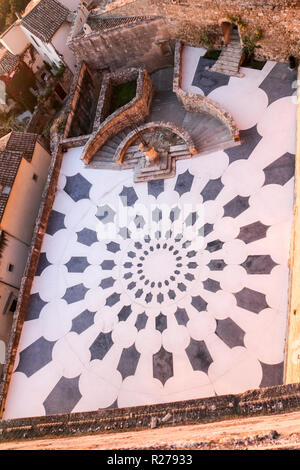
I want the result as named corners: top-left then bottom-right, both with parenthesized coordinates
top-left (21, 0), bottom-right (69, 42)
top-left (87, 15), bottom-right (158, 34)
top-left (0, 47), bottom-right (19, 75)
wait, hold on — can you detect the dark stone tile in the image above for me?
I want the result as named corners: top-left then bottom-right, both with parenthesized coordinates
top-left (100, 277), bottom-right (116, 289)
top-left (71, 309), bottom-right (96, 334)
top-left (134, 215), bottom-right (146, 229)
top-left (16, 337), bottom-right (56, 377)
top-left (46, 210), bottom-right (65, 236)
top-left (148, 179), bottom-right (164, 198)
top-left (203, 278), bottom-right (221, 293)
top-left (177, 282), bottom-right (186, 292)
top-left (145, 292), bottom-right (153, 303)
top-left (105, 292), bottom-right (121, 307)
top-left (206, 239), bottom-right (224, 253)
top-left (135, 289), bottom-right (143, 298)
top-left (201, 178), bottom-right (224, 202)
top-left (77, 228), bottom-right (98, 246)
top-left (259, 62), bottom-right (297, 106)
top-left (185, 273), bottom-right (195, 282)
top-left (223, 196), bottom-right (250, 218)
top-left (35, 252), bottom-right (51, 276)
top-left (225, 125), bottom-right (262, 164)
top-left (64, 173), bottom-right (92, 202)
top-left (170, 207), bottom-right (180, 222)
top-left (241, 255), bottom-right (277, 274)
top-left (118, 305), bottom-right (132, 322)
top-left (259, 361), bottom-right (284, 388)
top-left (200, 223), bottom-right (214, 237)
top-left (168, 290), bottom-right (176, 300)
top-left (237, 221), bottom-right (269, 244)
top-left (263, 152), bottom-right (295, 186)
top-left (128, 281), bottom-right (136, 290)
top-left (135, 312), bottom-right (148, 331)
top-left (100, 260), bottom-right (116, 270)
top-left (107, 241), bottom-right (120, 253)
top-left (119, 227), bottom-right (131, 240)
top-left (235, 287), bottom-right (269, 314)
top-left (62, 284), bottom-right (88, 304)
top-left (25, 293), bottom-right (47, 321)
top-left (153, 346), bottom-right (173, 386)
top-left (192, 57), bottom-right (230, 95)
top-left (174, 307), bottom-right (189, 326)
top-left (174, 170), bottom-right (194, 197)
top-left (90, 331), bottom-right (113, 360)
top-left (157, 292), bottom-right (164, 303)
top-left (96, 204), bottom-right (115, 224)
top-left (208, 259), bottom-right (226, 271)
top-left (187, 262), bottom-right (198, 269)
top-left (127, 251), bottom-right (136, 259)
top-left (191, 295), bottom-right (208, 312)
top-left (216, 318), bottom-right (245, 348)
top-left (43, 376), bottom-right (82, 415)
top-left (152, 207), bottom-right (162, 222)
top-left (185, 212), bottom-right (198, 227)
top-left (117, 344), bottom-right (140, 380)
top-left (119, 186), bottom-right (138, 207)
top-left (186, 338), bottom-right (213, 373)
top-left (66, 257), bottom-right (89, 273)
top-left (156, 313), bottom-right (167, 333)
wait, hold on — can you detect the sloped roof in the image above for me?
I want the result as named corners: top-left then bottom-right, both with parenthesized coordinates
top-left (21, 0), bottom-right (69, 42)
top-left (0, 132), bottom-right (48, 222)
top-left (2, 131), bottom-right (39, 159)
top-left (0, 47), bottom-right (19, 76)
top-left (87, 15), bottom-right (159, 34)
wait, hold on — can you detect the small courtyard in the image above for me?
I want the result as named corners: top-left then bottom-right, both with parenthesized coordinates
top-left (3, 45), bottom-right (297, 418)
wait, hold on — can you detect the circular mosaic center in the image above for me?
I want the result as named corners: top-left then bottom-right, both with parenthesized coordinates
top-left (142, 247), bottom-right (177, 282)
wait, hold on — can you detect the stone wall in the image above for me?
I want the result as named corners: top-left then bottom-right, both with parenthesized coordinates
top-left (69, 16), bottom-right (174, 72)
top-left (2, 382), bottom-right (300, 441)
top-left (98, 0), bottom-right (300, 62)
top-left (115, 121), bottom-right (197, 164)
top-left (81, 67), bottom-right (154, 164)
top-left (63, 62), bottom-right (101, 139)
top-left (173, 41), bottom-right (240, 142)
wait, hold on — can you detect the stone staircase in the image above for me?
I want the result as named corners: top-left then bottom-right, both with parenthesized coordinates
top-left (209, 29), bottom-right (243, 78)
top-left (181, 112), bottom-right (236, 155)
top-left (87, 128), bottom-right (131, 169)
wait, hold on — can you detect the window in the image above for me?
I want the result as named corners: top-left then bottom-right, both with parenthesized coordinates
top-left (9, 299), bottom-right (17, 313)
top-left (32, 173), bottom-right (38, 182)
top-left (7, 264), bottom-right (14, 272)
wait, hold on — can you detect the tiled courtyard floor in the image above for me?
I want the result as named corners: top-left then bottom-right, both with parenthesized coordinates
top-left (3, 47), bottom-right (297, 418)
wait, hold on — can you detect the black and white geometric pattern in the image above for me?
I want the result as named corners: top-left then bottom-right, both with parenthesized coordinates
top-left (3, 57), bottom-right (296, 419)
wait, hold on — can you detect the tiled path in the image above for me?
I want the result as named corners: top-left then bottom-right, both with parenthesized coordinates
top-left (3, 48), bottom-right (297, 418)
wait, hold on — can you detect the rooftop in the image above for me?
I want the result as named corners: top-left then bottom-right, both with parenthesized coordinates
top-left (0, 47), bottom-right (19, 76)
top-left (0, 132), bottom-right (48, 223)
top-left (21, 0), bottom-right (70, 43)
